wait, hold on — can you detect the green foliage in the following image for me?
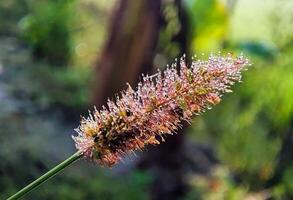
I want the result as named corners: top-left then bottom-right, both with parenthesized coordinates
top-left (0, 0), bottom-right (30, 35)
top-left (184, 0), bottom-right (228, 53)
top-left (19, 0), bottom-right (75, 65)
top-left (236, 41), bottom-right (278, 59)
top-left (190, 51), bottom-right (293, 197)
top-left (273, 165), bottom-right (293, 199)
top-left (158, 2), bottom-right (181, 58)
top-left (184, 166), bottom-right (248, 200)
top-left (7, 64), bottom-right (92, 112)
top-left (2, 161), bottom-right (151, 200)
top-left (22, 170), bottom-right (151, 200)
top-left (183, 0), bottom-right (293, 198)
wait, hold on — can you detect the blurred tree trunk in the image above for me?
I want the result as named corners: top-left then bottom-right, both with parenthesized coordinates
top-left (138, 1), bottom-right (190, 200)
top-left (92, 1), bottom-right (200, 200)
top-left (93, 0), bottom-right (162, 108)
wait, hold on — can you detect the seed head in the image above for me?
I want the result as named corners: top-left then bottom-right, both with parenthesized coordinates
top-left (72, 53), bottom-right (250, 167)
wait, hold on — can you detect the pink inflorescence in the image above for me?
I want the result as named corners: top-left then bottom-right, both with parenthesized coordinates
top-left (72, 53), bottom-right (250, 167)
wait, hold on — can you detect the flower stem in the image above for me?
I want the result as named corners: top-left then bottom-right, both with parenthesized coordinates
top-left (7, 151), bottom-right (83, 200)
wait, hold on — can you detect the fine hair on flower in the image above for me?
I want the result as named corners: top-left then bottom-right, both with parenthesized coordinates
top-left (73, 53), bottom-right (250, 167)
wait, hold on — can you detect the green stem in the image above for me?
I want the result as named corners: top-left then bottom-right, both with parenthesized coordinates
top-left (7, 151), bottom-right (83, 200)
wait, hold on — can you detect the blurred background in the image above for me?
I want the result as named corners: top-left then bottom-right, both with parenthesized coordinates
top-left (0, 0), bottom-right (292, 199)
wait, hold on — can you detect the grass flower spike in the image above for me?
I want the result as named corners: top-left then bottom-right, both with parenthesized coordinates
top-left (8, 53), bottom-right (250, 200)
top-left (73, 53), bottom-right (250, 167)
